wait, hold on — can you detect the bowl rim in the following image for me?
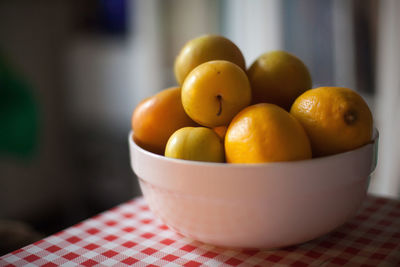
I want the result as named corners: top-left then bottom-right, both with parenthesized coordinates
top-left (129, 128), bottom-right (379, 169)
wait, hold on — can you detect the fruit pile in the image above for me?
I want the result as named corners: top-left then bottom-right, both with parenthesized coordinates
top-left (132, 34), bottom-right (373, 163)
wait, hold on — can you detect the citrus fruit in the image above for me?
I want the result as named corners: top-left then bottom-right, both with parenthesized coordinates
top-left (247, 50), bottom-right (312, 110)
top-left (165, 127), bottom-right (225, 162)
top-left (174, 34), bottom-right (246, 85)
top-left (181, 60), bottom-right (251, 128)
top-left (225, 103), bottom-right (312, 163)
top-left (213, 125), bottom-right (227, 140)
top-left (131, 87), bottom-right (197, 155)
top-left (290, 86), bottom-right (373, 157)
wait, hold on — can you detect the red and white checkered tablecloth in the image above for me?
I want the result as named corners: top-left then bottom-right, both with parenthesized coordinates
top-left (1, 195), bottom-right (399, 267)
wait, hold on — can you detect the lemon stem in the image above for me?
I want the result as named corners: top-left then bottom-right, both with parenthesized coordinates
top-left (216, 95), bottom-right (222, 116)
top-left (344, 110), bottom-right (357, 125)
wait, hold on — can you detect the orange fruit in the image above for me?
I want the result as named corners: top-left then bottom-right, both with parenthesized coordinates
top-left (290, 87), bottom-right (373, 157)
top-left (213, 125), bottom-right (227, 140)
top-left (181, 60), bottom-right (251, 127)
top-left (131, 87), bottom-right (197, 155)
top-left (174, 34), bottom-right (246, 85)
top-left (247, 50), bottom-right (312, 110)
top-left (225, 103), bottom-right (312, 163)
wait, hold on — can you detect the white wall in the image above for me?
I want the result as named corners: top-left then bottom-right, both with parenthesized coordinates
top-left (222, 0), bottom-right (283, 66)
top-left (369, 0), bottom-right (400, 198)
top-left (66, 1), bottom-right (165, 132)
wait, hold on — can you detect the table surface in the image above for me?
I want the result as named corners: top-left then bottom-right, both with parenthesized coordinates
top-left (1, 195), bottom-right (399, 267)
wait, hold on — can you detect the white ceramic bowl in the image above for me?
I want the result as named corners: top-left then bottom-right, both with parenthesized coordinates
top-left (129, 130), bottom-right (378, 249)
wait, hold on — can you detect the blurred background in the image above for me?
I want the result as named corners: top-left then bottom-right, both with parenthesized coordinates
top-left (1, 0), bottom-right (399, 254)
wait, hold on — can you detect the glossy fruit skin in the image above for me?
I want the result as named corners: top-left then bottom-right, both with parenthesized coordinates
top-left (225, 103), bottom-right (312, 163)
top-left (131, 87), bottom-right (197, 155)
top-left (174, 34), bottom-right (246, 85)
top-left (181, 60), bottom-right (252, 128)
top-left (290, 87), bottom-right (373, 157)
top-left (247, 50), bottom-right (312, 110)
top-left (165, 127), bottom-right (225, 163)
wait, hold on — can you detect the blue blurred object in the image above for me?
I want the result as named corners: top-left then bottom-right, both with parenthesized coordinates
top-left (98, 0), bottom-right (128, 35)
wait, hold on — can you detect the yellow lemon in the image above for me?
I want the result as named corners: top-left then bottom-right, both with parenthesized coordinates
top-left (225, 103), bottom-right (312, 163)
top-left (165, 127), bottom-right (225, 162)
top-left (181, 60), bottom-right (251, 128)
top-left (247, 50), bottom-right (312, 110)
top-left (174, 34), bottom-right (246, 85)
top-left (290, 86), bottom-right (373, 157)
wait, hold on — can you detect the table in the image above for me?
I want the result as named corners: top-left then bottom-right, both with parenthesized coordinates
top-left (1, 195), bottom-right (399, 267)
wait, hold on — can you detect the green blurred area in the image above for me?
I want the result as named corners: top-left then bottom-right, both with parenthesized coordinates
top-left (0, 54), bottom-right (39, 159)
